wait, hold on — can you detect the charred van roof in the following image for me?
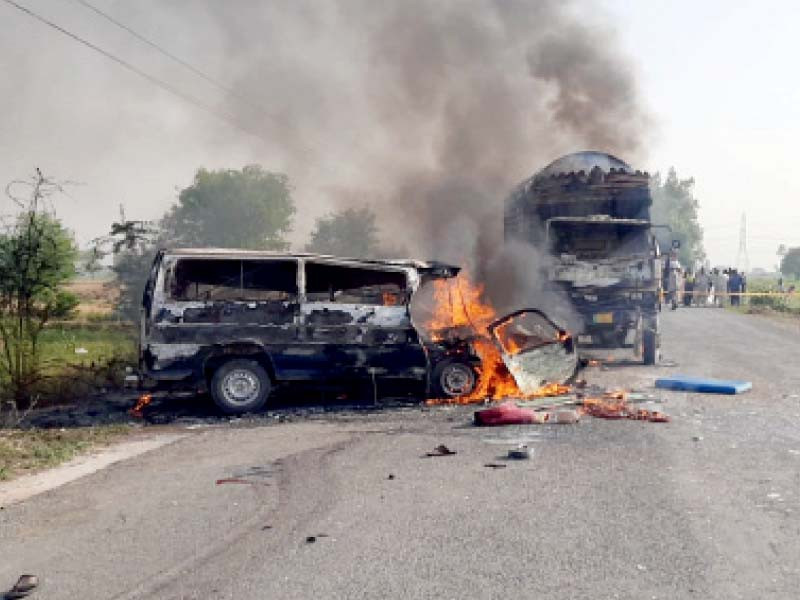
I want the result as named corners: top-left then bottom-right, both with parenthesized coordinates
top-left (162, 248), bottom-right (461, 277)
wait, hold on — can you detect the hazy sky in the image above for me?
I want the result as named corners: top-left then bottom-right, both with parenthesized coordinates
top-left (606, 0), bottom-right (800, 270)
top-left (1, 0), bottom-right (798, 270)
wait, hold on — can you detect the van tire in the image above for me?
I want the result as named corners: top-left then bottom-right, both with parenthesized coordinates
top-left (210, 359), bottom-right (272, 414)
top-left (431, 360), bottom-right (477, 399)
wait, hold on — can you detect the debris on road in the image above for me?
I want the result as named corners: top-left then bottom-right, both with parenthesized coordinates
top-left (507, 444), bottom-right (532, 460)
top-left (553, 409), bottom-right (581, 424)
top-left (475, 389), bottom-right (669, 426)
top-left (215, 478), bottom-right (260, 486)
top-left (425, 444), bottom-right (457, 457)
top-left (4, 574), bottom-right (38, 599)
top-left (583, 392), bottom-right (670, 422)
top-left (474, 402), bottom-right (544, 426)
top-left (655, 375), bottom-right (752, 394)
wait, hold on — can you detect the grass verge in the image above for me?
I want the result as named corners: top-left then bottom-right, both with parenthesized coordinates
top-left (0, 424), bottom-right (131, 481)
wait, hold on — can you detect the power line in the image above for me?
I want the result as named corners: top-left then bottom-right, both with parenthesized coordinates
top-left (2, 0), bottom-right (269, 144)
top-left (73, 0), bottom-right (244, 103)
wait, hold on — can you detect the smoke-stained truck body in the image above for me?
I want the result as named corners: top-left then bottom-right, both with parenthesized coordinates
top-left (505, 151), bottom-right (662, 364)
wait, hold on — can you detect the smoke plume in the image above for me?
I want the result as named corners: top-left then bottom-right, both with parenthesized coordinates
top-left (203, 0), bottom-right (649, 290)
top-left (3, 0), bottom-right (649, 320)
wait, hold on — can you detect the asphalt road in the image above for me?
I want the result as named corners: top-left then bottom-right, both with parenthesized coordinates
top-left (3, 308), bottom-right (800, 599)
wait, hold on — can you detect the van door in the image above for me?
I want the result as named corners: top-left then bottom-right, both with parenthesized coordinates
top-left (300, 261), bottom-right (427, 382)
top-left (487, 309), bottom-right (577, 394)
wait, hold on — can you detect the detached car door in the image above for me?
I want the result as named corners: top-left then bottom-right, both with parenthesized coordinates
top-left (487, 309), bottom-right (577, 394)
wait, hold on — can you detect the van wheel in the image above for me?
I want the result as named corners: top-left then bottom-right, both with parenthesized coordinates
top-left (210, 359), bottom-right (272, 414)
top-left (431, 360), bottom-right (477, 399)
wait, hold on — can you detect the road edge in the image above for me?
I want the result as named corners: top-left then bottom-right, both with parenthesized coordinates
top-left (0, 433), bottom-right (186, 507)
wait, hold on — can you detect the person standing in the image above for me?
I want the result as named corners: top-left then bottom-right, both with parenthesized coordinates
top-left (667, 261), bottom-right (679, 310)
top-left (683, 271), bottom-right (695, 307)
top-left (714, 268), bottom-right (728, 307)
top-left (695, 268), bottom-right (709, 307)
top-left (729, 269), bottom-right (741, 306)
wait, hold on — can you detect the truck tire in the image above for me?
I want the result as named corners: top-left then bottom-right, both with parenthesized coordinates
top-left (431, 360), bottom-right (477, 399)
top-left (642, 327), bottom-right (658, 365)
top-left (210, 359), bottom-right (272, 414)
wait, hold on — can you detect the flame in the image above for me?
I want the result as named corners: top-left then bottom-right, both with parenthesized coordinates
top-left (581, 391), bottom-right (669, 422)
top-left (130, 393), bottom-right (152, 417)
top-left (425, 274), bottom-right (570, 404)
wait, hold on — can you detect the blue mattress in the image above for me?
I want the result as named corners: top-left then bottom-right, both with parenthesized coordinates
top-left (655, 375), bottom-right (752, 394)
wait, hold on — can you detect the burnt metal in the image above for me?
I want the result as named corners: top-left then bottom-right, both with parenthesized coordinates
top-left (139, 249), bottom-right (464, 408)
top-left (504, 151), bottom-right (662, 362)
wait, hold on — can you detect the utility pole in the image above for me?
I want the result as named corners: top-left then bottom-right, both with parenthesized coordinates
top-left (736, 212), bottom-right (749, 274)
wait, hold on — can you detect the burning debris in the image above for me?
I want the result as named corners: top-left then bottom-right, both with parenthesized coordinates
top-left (474, 389), bottom-right (669, 427)
top-left (129, 394), bottom-right (153, 418)
top-left (424, 274), bottom-right (577, 404)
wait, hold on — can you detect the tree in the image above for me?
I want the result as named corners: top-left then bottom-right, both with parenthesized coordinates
top-left (780, 247), bottom-right (800, 279)
top-left (0, 170), bottom-right (77, 411)
top-left (95, 165), bottom-right (295, 320)
top-left (650, 169), bottom-right (705, 268)
top-left (306, 207), bottom-right (380, 257)
top-left (162, 165), bottom-right (294, 250)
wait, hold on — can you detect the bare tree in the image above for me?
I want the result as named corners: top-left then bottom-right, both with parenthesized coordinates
top-left (0, 169), bottom-right (77, 418)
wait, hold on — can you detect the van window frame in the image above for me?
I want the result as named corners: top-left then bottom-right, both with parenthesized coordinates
top-left (165, 256), bottom-right (301, 303)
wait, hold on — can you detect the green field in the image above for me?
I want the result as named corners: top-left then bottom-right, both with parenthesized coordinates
top-left (37, 325), bottom-right (137, 371)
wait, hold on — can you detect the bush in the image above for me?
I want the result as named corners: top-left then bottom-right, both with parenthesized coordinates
top-left (51, 290), bottom-right (80, 319)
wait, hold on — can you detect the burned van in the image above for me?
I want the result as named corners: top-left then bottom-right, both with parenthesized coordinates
top-left (139, 249), bottom-right (478, 413)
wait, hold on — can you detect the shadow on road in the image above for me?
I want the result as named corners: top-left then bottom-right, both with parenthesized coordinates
top-left (17, 384), bottom-right (426, 430)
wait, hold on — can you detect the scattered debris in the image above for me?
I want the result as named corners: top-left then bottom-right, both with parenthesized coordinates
top-left (475, 390), bottom-right (668, 426)
top-left (425, 444), bottom-right (457, 457)
top-left (655, 375), bottom-right (751, 394)
top-left (582, 392), bottom-right (670, 422)
top-left (553, 409), bottom-right (580, 424)
top-left (215, 478), bottom-right (263, 486)
top-left (507, 444), bottom-right (532, 460)
top-left (475, 402), bottom-right (545, 426)
top-left (4, 574), bottom-right (38, 599)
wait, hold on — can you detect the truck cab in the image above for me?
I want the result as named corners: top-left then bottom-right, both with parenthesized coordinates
top-left (545, 215), bottom-right (662, 363)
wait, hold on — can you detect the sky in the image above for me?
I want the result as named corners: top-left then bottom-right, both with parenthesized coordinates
top-left (1, 0), bottom-right (799, 271)
top-left (605, 0), bottom-right (800, 271)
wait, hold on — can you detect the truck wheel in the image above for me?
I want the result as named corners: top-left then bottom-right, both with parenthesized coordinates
top-left (210, 359), bottom-right (272, 414)
top-left (431, 360), bottom-right (477, 399)
top-left (642, 328), bottom-right (658, 365)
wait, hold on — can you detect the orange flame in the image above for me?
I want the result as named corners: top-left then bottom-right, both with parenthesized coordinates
top-left (425, 274), bottom-right (570, 404)
top-left (130, 393), bottom-right (152, 418)
top-left (581, 391), bottom-right (669, 422)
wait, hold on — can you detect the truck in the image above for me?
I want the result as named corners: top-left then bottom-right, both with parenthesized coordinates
top-left (504, 151), bottom-right (665, 364)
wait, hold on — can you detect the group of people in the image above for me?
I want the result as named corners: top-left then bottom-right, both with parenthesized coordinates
top-left (665, 264), bottom-right (746, 309)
